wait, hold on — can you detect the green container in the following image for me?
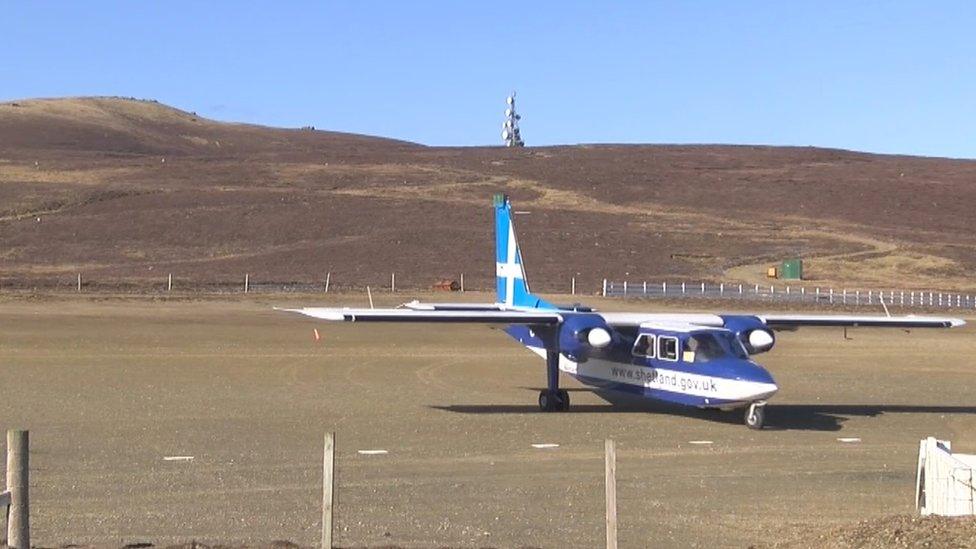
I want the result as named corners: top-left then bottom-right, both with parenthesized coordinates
top-left (780, 259), bottom-right (803, 280)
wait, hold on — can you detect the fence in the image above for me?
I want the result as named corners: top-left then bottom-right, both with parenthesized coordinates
top-left (2, 430), bottom-right (30, 549)
top-left (603, 280), bottom-right (976, 310)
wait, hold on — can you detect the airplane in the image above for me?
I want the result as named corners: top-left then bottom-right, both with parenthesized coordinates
top-left (279, 194), bottom-right (966, 429)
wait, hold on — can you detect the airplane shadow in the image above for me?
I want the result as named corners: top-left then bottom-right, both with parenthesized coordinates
top-left (430, 388), bottom-right (976, 432)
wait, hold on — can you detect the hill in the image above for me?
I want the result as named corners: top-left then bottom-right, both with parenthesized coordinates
top-left (2, 96), bottom-right (975, 293)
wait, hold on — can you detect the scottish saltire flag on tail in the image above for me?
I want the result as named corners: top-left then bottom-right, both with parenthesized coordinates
top-left (493, 193), bottom-right (555, 310)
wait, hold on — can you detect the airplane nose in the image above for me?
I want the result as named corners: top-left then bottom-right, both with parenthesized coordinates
top-left (744, 362), bottom-right (778, 399)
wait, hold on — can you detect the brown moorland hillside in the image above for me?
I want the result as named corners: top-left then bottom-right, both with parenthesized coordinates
top-left (1, 96), bottom-right (975, 293)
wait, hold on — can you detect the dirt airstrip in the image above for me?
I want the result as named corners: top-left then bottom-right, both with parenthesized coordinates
top-left (0, 293), bottom-right (973, 548)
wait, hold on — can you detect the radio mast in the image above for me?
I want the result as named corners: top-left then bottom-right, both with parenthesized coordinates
top-left (501, 91), bottom-right (524, 147)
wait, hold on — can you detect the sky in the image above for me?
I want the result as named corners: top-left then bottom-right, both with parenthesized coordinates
top-left (2, 1), bottom-right (975, 158)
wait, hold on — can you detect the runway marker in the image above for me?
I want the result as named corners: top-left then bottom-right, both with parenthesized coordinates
top-left (163, 456), bottom-right (194, 461)
top-left (357, 449), bottom-right (388, 455)
top-left (837, 437), bottom-right (861, 443)
top-left (531, 443), bottom-right (559, 449)
top-left (688, 440), bottom-right (713, 445)
top-left (313, 328), bottom-right (321, 342)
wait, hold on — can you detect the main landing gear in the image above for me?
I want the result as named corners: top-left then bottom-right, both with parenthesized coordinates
top-left (539, 389), bottom-right (570, 412)
top-left (538, 348), bottom-right (570, 412)
top-left (744, 401), bottom-right (766, 430)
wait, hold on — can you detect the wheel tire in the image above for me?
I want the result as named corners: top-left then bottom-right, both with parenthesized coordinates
top-left (557, 389), bottom-right (570, 411)
top-left (538, 390), bottom-right (550, 412)
top-left (745, 404), bottom-right (765, 430)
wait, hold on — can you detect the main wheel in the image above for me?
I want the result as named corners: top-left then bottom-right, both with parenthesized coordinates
top-left (557, 389), bottom-right (570, 411)
top-left (538, 390), bottom-right (569, 412)
top-left (744, 402), bottom-right (765, 430)
top-left (538, 390), bottom-right (556, 412)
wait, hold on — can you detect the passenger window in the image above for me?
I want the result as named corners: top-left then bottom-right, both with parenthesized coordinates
top-left (632, 334), bottom-right (655, 358)
top-left (658, 336), bottom-right (678, 361)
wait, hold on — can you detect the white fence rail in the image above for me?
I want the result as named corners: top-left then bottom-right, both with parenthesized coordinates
top-left (603, 280), bottom-right (976, 310)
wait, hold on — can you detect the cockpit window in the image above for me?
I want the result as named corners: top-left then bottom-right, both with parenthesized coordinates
top-left (683, 332), bottom-right (743, 363)
top-left (685, 334), bottom-right (725, 363)
top-left (658, 336), bottom-right (678, 361)
top-left (632, 334), bottom-right (655, 358)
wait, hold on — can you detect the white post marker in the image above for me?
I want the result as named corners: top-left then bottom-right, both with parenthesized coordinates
top-left (77, 273), bottom-right (82, 292)
top-left (572, 277), bottom-right (576, 295)
top-left (602, 278), bottom-right (607, 297)
top-left (325, 272), bottom-right (331, 293)
top-left (244, 273), bottom-right (249, 294)
top-left (167, 273), bottom-right (172, 292)
top-left (460, 273), bottom-right (465, 293)
top-left (391, 272), bottom-right (396, 293)
top-left (367, 286), bottom-right (374, 309)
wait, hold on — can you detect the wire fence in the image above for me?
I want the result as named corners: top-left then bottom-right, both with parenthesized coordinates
top-left (602, 280), bottom-right (976, 310)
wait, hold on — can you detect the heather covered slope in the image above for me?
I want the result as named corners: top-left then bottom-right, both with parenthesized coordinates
top-left (2, 97), bottom-right (975, 292)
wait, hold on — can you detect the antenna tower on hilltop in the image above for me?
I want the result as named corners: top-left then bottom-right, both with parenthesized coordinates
top-left (502, 91), bottom-right (524, 147)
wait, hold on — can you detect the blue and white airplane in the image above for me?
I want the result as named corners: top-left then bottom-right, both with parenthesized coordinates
top-left (281, 194), bottom-right (965, 429)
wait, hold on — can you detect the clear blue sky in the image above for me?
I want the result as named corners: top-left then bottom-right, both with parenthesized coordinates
top-left (3, 2), bottom-right (975, 157)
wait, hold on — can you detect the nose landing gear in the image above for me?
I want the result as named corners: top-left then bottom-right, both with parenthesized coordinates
top-left (744, 401), bottom-right (766, 429)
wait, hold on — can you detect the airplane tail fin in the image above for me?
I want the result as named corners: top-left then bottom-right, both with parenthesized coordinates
top-left (493, 194), bottom-right (555, 309)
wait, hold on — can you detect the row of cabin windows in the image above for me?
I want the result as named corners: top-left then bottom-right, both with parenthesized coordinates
top-left (632, 334), bottom-right (678, 361)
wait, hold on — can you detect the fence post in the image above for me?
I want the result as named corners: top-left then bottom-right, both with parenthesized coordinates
top-left (843, 289), bottom-right (847, 304)
top-left (856, 290), bottom-right (860, 305)
top-left (77, 273), bottom-right (82, 292)
top-left (572, 277), bottom-right (576, 295)
top-left (605, 439), bottom-right (617, 549)
top-left (6, 430), bottom-right (30, 549)
top-left (738, 284), bottom-right (742, 295)
top-left (602, 278), bottom-right (607, 297)
top-left (244, 273), bottom-right (249, 294)
top-left (325, 272), bottom-right (331, 293)
top-left (623, 281), bottom-right (628, 295)
top-left (701, 282), bottom-right (705, 294)
top-left (391, 273), bottom-right (396, 293)
top-left (167, 273), bottom-right (173, 292)
top-left (663, 282), bottom-right (667, 295)
top-left (720, 283), bottom-right (724, 295)
top-left (682, 282), bottom-right (686, 294)
top-left (901, 291), bottom-right (904, 306)
top-left (460, 273), bottom-right (465, 293)
top-left (322, 432), bottom-right (335, 549)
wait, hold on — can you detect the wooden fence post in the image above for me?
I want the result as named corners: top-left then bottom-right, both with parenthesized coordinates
top-left (322, 432), bottom-right (335, 549)
top-left (6, 429), bottom-right (30, 549)
top-left (605, 439), bottom-right (617, 549)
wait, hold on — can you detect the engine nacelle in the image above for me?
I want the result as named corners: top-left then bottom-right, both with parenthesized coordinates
top-left (720, 315), bottom-right (776, 355)
top-left (559, 314), bottom-right (615, 362)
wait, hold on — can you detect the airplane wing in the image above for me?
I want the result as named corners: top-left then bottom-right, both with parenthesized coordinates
top-left (276, 307), bottom-right (561, 324)
top-left (756, 314), bottom-right (965, 329)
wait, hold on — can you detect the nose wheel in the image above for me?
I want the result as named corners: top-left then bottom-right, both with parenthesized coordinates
top-left (744, 401), bottom-right (766, 429)
top-left (539, 389), bottom-right (570, 412)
